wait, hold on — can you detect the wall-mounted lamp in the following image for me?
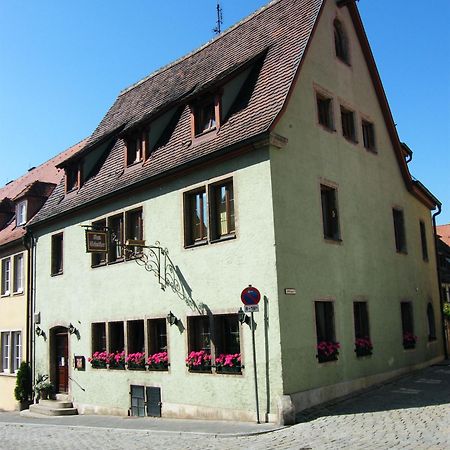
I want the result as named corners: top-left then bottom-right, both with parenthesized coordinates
top-left (35, 326), bottom-right (46, 339)
top-left (238, 307), bottom-right (250, 325)
top-left (68, 323), bottom-right (78, 335)
top-left (167, 311), bottom-right (178, 326)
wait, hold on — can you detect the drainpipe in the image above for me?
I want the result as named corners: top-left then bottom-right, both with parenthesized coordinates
top-left (432, 203), bottom-right (448, 359)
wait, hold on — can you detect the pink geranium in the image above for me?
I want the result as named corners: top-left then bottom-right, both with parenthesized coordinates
top-left (316, 341), bottom-right (340, 359)
top-left (185, 350), bottom-right (212, 368)
top-left (355, 337), bottom-right (373, 351)
top-left (126, 352), bottom-right (145, 367)
top-left (147, 351), bottom-right (169, 369)
top-left (215, 353), bottom-right (241, 368)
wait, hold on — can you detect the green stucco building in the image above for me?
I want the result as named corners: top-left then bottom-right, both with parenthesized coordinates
top-left (28, 0), bottom-right (444, 424)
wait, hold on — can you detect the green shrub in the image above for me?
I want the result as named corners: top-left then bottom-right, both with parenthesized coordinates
top-left (14, 362), bottom-right (32, 403)
top-left (443, 303), bottom-right (450, 319)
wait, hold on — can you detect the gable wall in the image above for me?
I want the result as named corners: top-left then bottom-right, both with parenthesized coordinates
top-left (271, 0), bottom-right (442, 398)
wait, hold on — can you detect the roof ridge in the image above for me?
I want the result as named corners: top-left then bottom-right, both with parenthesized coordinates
top-left (118, 0), bottom-right (282, 97)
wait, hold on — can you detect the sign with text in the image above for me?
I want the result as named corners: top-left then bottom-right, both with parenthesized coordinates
top-left (85, 230), bottom-right (108, 253)
top-left (244, 304), bottom-right (259, 313)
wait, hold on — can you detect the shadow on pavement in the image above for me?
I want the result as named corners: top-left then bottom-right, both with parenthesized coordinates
top-left (296, 360), bottom-right (450, 423)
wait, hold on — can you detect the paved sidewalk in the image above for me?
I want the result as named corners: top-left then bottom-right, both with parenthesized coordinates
top-left (0, 361), bottom-right (449, 449)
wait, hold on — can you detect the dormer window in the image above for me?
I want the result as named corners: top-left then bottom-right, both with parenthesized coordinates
top-left (66, 164), bottom-right (80, 193)
top-left (125, 133), bottom-right (146, 167)
top-left (334, 19), bottom-right (349, 64)
top-left (16, 200), bottom-right (27, 226)
top-left (192, 95), bottom-right (221, 137)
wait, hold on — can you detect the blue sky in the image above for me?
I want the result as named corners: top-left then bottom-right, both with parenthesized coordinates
top-left (0, 0), bottom-right (449, 223)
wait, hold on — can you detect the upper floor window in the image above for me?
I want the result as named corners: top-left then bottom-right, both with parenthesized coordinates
top-left (16, 200), bottom-right (27, 226)
top-left (125, 208), bottom-right (144, 258)
top-left (419, 221), bottom-right (428, 261)
top-left (184, 179), bottom-right (235, 247)
top-left (316, 93), bottom-right (334, 130)
top-left (334, 19), bottom-right (349, 64)
top-left (393, 208), bottom-right (407, 253)
top-left (192, 95), bottom-right (220, 137)
top-left (125, 133), bottom-right (146, 167)
top-left (1, 257), bottom-right (11, 296)
top-left (341, 106), bottom-right (356, 142)
top-left (210, 180), bottom-right (235, 240)
top-left (362, 120), bottom-right (376, 151)
top-left (320, 184), bottom-right (340, 241)
top-left (51, 233), bottom-right (64, 276)
top-left (91, 219), bottom-right (107, 267)
top-left (13, 254), bottom-right (24, 294)
top-left (66, 164), bottom-right (80, 193)
top-left (108, 214), bottom-right (124, 263)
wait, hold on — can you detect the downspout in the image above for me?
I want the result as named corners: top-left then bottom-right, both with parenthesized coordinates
top-left (432, 203), bottom-right (448, 359)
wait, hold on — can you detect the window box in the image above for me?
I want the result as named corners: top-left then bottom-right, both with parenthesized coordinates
top-left (186, 350), bottom-right (212, 373)
top-left (354, 338), bottom-right (373, 357)
top-left (126, 352), bottom-right (146, 370)
top-left (108, 351), bottom-right (126, 369)
top-left (403, 332), bottom-right (417, 349)
top-left (316, 341), bottom-right (340, 363)
top-left (147, 352), bottom-right (169, 371)
top-left (88, 351), bottom-right (109, 369)
top-left (215, 353), bottom-right (242, 374)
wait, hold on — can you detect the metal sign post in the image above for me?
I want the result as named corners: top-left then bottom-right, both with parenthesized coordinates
top-left (241, 285), bottom-right (261, 424)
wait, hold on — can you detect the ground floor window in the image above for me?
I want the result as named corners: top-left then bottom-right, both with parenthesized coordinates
top-left (187, 316), bottom-right (212, 372)
top-left (147, 319), bottom-right (168, 371)
top-left (108, 322), bottom-right (125, 368)
top-left (427, 302), bottom-right (436, 341)
top-left (1, 331), bottom-right (21, 373)
top-left (353, 302), bottom-right (372, 357)
top-left (214, 315), bottom-right (241, 373)
top-left (126, 320), bottom-right (145, 369)
top-left (401, 302), bottom-right (416, 349)
top-left (315, 301), bottom-right (339, 363)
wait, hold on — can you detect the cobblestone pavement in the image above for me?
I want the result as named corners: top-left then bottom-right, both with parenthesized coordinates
top-left (0, 362), bottom-right (449, 449)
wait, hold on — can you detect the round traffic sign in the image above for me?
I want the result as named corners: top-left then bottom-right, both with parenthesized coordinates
top-left (241, 286), bottom-right (261, 305)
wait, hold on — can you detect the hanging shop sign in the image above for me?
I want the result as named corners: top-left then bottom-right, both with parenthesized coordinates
top-left (85, 230), bottom-right (108, 253)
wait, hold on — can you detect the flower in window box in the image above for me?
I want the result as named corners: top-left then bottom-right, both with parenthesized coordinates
top-left (354, 337), bottom-right (373, 357)
top-left (109, 351), bottom-right (126, 369)
top-left (185, 350), bottom-right (212, 371)
top-left (403, 332), bottom-right (417, 349)
top-left (316, 341), bottom-right (340, 363)
top-left (88, 351), bottom-right (110, 369)
top-left (215, 353), bottom-right (242, 374)
top-left (125, 352), bottom-right (146, 370)
top-left (147, 352), bottom-right (169, 370)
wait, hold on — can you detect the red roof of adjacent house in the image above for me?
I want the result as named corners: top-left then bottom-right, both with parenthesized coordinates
top-left (437, 224), bottom-right (450, 247)
top-left (0, 139), bottom-right (87, 247)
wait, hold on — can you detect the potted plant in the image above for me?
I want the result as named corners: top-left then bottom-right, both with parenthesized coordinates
top-left (14, 362), bottom-right (32, 410)
top-left (186, 350), bottom-right (212, 372)
top-left (109, 351), bottom-right (126, 369)
top-left (88, 351), bottom-right (110, 369)
top-left (403, 332), bottom-right (417, 349)
top-left (316, 341), bottom-right (340, 363)
top-left (215, 353), bottom-right (242, 374)
top-left (147, 351), bottom-right (169, 371)
top-left (355, 337), bottom-right (373, 357)
top-left (35, 374), bottom-right (54, 400)
top-left (126, 352), bottom-right (146, 370)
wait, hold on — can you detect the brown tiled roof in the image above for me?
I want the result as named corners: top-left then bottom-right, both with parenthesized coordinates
top-left (31, 0), bottom-right (324, 225)
top-left (0, 140), bottom-right (87, 246)
top-left (437, 225), bottom-right (450, 247)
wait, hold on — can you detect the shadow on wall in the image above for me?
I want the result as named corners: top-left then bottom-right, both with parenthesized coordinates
top-left (295, 361), bottom-right (450, 423)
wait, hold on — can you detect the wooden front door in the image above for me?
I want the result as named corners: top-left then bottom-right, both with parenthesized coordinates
top-left (55, 332), bottom-right (69, 393)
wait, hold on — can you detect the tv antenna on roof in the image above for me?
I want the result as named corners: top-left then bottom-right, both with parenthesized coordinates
top-left (213, 1), bottom-right (223, 35)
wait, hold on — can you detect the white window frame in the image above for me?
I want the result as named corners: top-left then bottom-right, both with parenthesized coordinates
top-left (13, 253), bottom-right (24, 294)
top-left (16, 200), bottom-right (27, 226)
top-left (1, 330), bottom-right (22, 374)
top-left (1, 257), bottom-right (11, 296)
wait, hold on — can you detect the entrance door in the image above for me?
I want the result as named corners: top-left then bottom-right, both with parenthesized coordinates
top-left (55, 332), bottom-right (69, 393)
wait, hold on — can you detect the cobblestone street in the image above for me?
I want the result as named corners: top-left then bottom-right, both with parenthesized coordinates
top-left (1, 362), bottom-right (449, 449)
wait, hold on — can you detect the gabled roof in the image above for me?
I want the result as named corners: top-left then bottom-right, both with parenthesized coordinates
top-left (30, 0), bottom-right (438, 227)
top-left (0, 139), bottom-right (86, 247)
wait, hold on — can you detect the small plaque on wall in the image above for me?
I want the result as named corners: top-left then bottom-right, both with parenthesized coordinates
top-left (284, 288), bottom-right (297, 295)
top-left (74, 356), bottom-right (85, 371)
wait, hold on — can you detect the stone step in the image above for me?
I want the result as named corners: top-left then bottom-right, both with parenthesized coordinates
top-left (29, 403), bottom-right (78, 416)
top-left (39, 399), bottom-right (73, 409)
top-left (55, 393), bottom-right (71, 402)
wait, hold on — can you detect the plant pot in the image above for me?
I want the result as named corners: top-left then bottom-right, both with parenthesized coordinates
top-left (127, 363), bottom-right (146, 371)
top-left (40, 391), bottom-right (49, 400)
top-left (355, 348), bottom-right (373, 357)
top-left (19, 400), bottom-right (31, 411)
top-left (147, 365), bottom-right (169, 371)
top-left (91, 361), bottom-right (107, 369)
top-left (188, 365), bottom-right (212, 373)
top-left (403, 342), bottom-right (416, 349)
